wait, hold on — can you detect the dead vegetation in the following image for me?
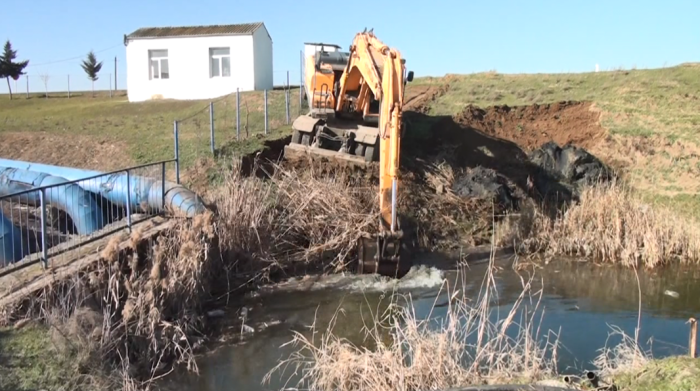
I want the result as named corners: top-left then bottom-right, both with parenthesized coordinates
top-left (3, 124), bottom-right (700, 390)
top-left (0, 213), bottom-right (217, 389)
top-left (211, 158), bottom-right (377, 278)
top-left (0, 158), bottom-right (384, 390)
top-left (499, 180), bottom-right (700, 268)
top-left (264, 257), bottom-right (561, 391)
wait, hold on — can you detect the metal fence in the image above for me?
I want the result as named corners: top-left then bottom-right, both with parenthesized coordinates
top-left (3, 73), bottom-right (120, 99)
top-left (174, 83), bottom-right (306, 166)
top-left (0, 159), bottom-right (178, 274)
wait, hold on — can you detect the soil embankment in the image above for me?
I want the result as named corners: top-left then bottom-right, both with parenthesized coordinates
top-left (229, 94), bottom-right (612, 251)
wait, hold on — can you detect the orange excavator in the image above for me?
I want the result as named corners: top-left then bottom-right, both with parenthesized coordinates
top-left (284, 29), bottom-right (414, 277)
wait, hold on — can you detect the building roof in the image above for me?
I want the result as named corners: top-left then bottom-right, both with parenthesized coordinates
top-left (126, 22), bottom-right (265, 39)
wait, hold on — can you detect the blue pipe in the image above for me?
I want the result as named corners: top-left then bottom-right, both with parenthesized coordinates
top-left (0, 210), bottom-right (26, 266)
top-left (0, 167), bottom-right (104, 235)
top-left (0, 159), bottom-right (206, 218)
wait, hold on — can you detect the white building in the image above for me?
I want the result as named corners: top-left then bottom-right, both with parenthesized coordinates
top-left (124, 22), bottom-right (273, 102)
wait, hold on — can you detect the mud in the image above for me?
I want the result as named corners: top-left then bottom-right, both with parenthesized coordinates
top-left (452, 166), bottom-right (516, 208)
top-left (529, 142), bottom-right (613, 198)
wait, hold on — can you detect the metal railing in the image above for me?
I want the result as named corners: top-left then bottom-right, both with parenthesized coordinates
top-left (0, 159), bottom-right (178, 275)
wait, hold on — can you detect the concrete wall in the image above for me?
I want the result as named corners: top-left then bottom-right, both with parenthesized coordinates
top-left (252, 27), bottom-right (273, 90)
top-left (126, 34), bottom-right (258, 102)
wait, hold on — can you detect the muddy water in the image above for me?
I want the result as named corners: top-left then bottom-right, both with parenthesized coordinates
top-left (162, 257), bottom-right (700, 391)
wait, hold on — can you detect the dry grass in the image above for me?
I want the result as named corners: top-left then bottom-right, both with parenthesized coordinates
top-left (210, 159), bottom-right (377, 278)
top-left (264, 256), bottom-right (561, 391)
top-left (592, 325), bottom-right (652, 379)
top-left (404, 160), bottom-right (501, 250)
top-left (0, 212), bottom-right (221, 389)
top-left (500, 180), bottom-right (700, 268)
top-left (0, 158), bottom-right (382, 390)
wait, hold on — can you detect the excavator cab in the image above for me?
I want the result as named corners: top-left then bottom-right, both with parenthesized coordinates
top-left (286, 32), bottom-right (414, 278)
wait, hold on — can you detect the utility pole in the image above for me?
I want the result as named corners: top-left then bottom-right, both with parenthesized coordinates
top-left (114, 57), bottom-right (118, 91)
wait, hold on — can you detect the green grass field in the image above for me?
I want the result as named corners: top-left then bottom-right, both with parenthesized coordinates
top-left (0, 87), bottom-right (303, 171)
top-left (1, 63), bottom-right (699, 213)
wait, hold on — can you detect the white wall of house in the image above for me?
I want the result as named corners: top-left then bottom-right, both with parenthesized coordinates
top-left (252, 27), bottom-right (273, 90)
top-left (125, 30), bottom-right (273, 102)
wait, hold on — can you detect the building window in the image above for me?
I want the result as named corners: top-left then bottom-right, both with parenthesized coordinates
top-left (149, 49), bottom-right (169, 79)
top-left (210, 47), bottom-right (230, 78)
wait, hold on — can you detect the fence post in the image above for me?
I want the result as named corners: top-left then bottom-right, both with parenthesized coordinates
top-left (286, 71), bottom-right (291, 124)
top-left (109, 73), bottom-right (113, 98)
top-left (174, 120), bottom-right (180, 184)
top-left (236, 88), bottom-right (240, 141)
top-left (264, 89), bottom-right (268, 135)
top-left (161, 162), bottom-right (166, 214)
top-left (300, 50), bottom-right (304, 114)
top-left (68, 75), bottom-right (70, 98)
top-left (125, 170), bottom-right (132, 232)
top-left (39, 189), bottom-right (48, 269)
top-left (209, 101), bottom-right (215, 154)
top-left (26, 75), bottom-right (29, 98)
top-left (285, 90), bottom-right (290, 125)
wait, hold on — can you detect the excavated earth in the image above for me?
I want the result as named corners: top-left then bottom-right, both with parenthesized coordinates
top-left (235, 88), bottom-right (611, 250)
top-left (408, 100), bottom-right (611, 200)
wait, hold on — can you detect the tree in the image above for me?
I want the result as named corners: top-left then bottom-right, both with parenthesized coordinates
top-left (81, 50), bottom-right (102, 97)
top-left (0, 40), bottom-right (29, 100)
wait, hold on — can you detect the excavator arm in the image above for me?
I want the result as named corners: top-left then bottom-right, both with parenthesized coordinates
top-left (336, 32), bottom-right (405, 233)
top-left (285, 31), bottom-right (413, 277)
top-left (337, 31), bottom-right (412, 277)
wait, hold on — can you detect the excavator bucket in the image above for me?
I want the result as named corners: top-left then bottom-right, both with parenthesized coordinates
top-left (356, 228), bottom-right (410, 278)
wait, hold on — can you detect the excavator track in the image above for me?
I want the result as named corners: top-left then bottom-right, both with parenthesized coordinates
top-left (283, 114), bottom-right (380, 168)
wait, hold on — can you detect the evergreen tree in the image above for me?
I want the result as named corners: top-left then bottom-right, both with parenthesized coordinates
top-left (81, 50), bottom-right (103, 97)
top-left (0, 40), bottom-right (29, 100)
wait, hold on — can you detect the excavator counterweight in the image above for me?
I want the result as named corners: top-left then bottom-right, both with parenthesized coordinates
top-left (285, 32), bottom-right (414, 278)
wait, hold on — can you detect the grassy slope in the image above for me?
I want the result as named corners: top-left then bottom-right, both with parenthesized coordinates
top-left (2, 65), bottom-right (698, 212)
top-left (612, 356), bottom-right (700, 391)
top-left (0, 88), bottom-right (302, 171)
top-left (412, 63), bottom-right (700, 217)
top-left (0, 325), bottom-right (79, 391)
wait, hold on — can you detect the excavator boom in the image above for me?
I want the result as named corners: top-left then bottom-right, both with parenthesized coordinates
top-left (285, 31), bottom-right (414, 277)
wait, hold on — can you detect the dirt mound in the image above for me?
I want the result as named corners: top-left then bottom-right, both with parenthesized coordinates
top-left (454, 101), bottom-right (606, 151)
top-left (401, 101), bottom-right (609, 203)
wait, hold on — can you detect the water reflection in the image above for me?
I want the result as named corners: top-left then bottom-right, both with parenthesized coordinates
top-left (162, 258), bottom-right (700, 391)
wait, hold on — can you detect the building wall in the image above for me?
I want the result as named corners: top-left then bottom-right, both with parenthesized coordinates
top-left (252, 27), bottom-right (273, 90)
top-left (125, 34), bottom-right (255, 102)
